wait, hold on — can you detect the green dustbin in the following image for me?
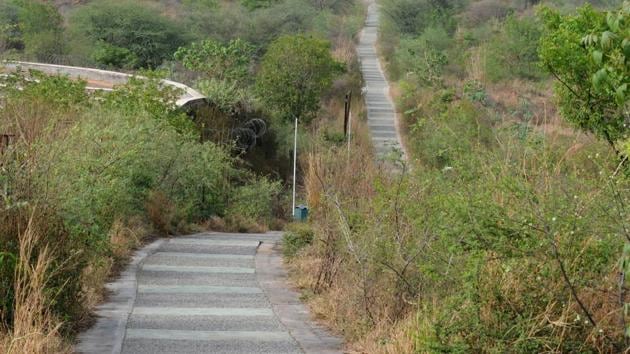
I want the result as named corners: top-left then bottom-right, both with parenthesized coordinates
top-left (294, 204), bottom-right (309, 221)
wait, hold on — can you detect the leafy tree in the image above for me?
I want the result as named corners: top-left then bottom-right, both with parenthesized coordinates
top-left (69, 0), bottom-right (187, 69)
top-left (255, 35), bottom-right (343, 123)
top-left (174, 39), bottom-right (254, 84)
top-left (395, 26), bottom-right (452, 86)
top-left (0, 2), bottom-right (21, 52)
top-left (0, 0), bottom-right (65, 60)
top-left (91, 42), bottom-right (138, 69)
top-left (175, 39), bottom-right (255, 111)
top-left (539, 3), bottom-right (629, 153)
top-left (381, 0), bottom-right (458, 36)
top-left (485, 15), bottom-right (543, 82)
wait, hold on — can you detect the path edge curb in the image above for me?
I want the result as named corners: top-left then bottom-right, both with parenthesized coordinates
top-left (75, 238), bottom-right (165, 354)
top-left (255, 236), bottom-right (344, 354)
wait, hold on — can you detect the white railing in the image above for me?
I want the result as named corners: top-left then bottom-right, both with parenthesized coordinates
top-left (0, 61), bottom-right (206, 108)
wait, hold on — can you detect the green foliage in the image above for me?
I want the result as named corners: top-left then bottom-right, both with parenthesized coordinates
top-left (182, 0), bottom-right (318, 47)
top-left (485, 15), bottom-right (544, 82)
top-left (322, 129), bottom-right (347, 144)
top-left (306, 83), bottom-right (629, 350)
top-left (381, 0), bottom-right (459, 36)
top-left (175, 39), bottom-right (254, 84)
top-left (102, 74), bottom-right (196, 135)
top-left (256, 34), bottom-right (343, 122)
top-left (0, 2), bottom-right (20, 52)
top-left (410, 99), bottom-right (494, 168)
top-left (226, 177), bottom-right (282, 223)
top-left (196, 79), bottom-right (252, 112)
top-left (394, 26), bottom-right (451, 85)
top-left (0, 72), bottom-right (283, 334)
top-left (462, 79), bottom-right (488, 103)
top-left (181, 0), bottom-right (217, 9)
top-left (242, 0), bottom-right (318, 45)
top-left (91, 42), bottom-right (138, 69)
top-left (41, 108), bottom-right (232, 240)
top-left (175, 38), bottom-right (255, 110)
top-left (0, 0), bottom-right (65, 60)
top-left (3, 70), bottom-right (89, 109)
top-left (539, 2), bottom-right (630, 148)
top-left (283, 223), bottom-right (315, 257)
top-left (69, 0), bottom-right (187, 68)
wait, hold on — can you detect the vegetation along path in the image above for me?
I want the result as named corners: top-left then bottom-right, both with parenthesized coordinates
top-left (358, 1), bottom-right (407, 160)
top-left (76, 232), bottom-right (342, 354)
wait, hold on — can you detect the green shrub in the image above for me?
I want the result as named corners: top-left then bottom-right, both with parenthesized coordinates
top-left (0, 0), bottom-right (66, 60)
top-left (322, 129), bottom-right (346, 144)
top-left (394, 31), bottom-right (450, 85)
top-left (226, 177), bottom-right (282, 224)
top-left (68, 0), bottom-right (188, 68)
top-left (410, 98), bottom-right (494, 168)
top-left (0, 73), bottom-right (279, 335)
top-left (484, 15), bottom-right (544, 82)
top-left (283, 223), bottom-right (315, 257)
top-left (381, 0), bottom-right (457, 36)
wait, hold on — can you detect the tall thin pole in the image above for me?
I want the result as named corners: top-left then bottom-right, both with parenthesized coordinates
top-left (292, 116), bottom-right (298, 217)
top-left (347, 111), bottom-right (352, 155)
top-left (347, 92), bottom-right (352, 157)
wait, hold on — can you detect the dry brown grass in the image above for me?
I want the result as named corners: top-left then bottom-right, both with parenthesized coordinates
top-left (109, 217), bottom-right (148, 259)
top-left (226, 215), bottom-right (269, 233)
top-left (0, 214), bottom-right (70, 354)
top-left (77, 258), bottom-right (114, 314)
top-left (145, 190), bottom-right (175, 236)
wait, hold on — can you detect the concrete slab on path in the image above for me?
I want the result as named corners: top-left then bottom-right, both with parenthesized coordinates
top-left (358, 2), bottom-right (408, 162)
top-left (75, 231), bottom-right (343, 354)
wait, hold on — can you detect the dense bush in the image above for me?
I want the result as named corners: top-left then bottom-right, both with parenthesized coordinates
top-left (393, 26), bottom-right (452, 84)
top-left (0, 73), bottom-right (280, 338)
top-left (0, 0), bottom-right (65, 60)
top-left (484, 15), bottom-right (544, 82)
top-left (283, 223), bottom-right (315, 258)
top-left (67, 0), bottom-right (187, 68)
top-left (381, 0), bottom-right (460, 36)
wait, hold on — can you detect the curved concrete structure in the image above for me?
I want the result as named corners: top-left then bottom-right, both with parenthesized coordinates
top-left (357, 2), bottom-right (408, 160)
top-left (0, 61), bottom-right (207, 110)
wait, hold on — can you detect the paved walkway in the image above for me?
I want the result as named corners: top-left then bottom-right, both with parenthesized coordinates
top-left (76, 232), bottom-right (342, 354)
top-left (358, 2), bottom-right (407, 160)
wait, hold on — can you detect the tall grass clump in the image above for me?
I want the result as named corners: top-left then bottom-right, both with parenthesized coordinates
top-left (1, 213), bottom-right (70, 354)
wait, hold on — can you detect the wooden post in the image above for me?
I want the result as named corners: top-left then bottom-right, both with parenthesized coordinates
top-left (343, 91), bottom-right (351, 137)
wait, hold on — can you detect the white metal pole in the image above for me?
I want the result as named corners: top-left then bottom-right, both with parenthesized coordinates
top-left (292, 116), bottom-right (298, 217)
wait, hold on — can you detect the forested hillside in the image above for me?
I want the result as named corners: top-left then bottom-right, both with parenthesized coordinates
top-left (286, 0), bottom-right (630, 352)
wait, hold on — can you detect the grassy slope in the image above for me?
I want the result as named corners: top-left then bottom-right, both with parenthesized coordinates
top-left (286, 0), bottom-right (629, 353)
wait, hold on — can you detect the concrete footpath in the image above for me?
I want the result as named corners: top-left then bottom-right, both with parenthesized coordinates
top-left (75, 232), bottom-right (342, 354)
top-left (358, 1), bottom-right (407, 160)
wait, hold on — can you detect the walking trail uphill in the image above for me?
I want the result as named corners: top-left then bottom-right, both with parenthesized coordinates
top-left (358, 1), bottom-right (407, 160)
top-left (76, 232), bottom-right (342, 354)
